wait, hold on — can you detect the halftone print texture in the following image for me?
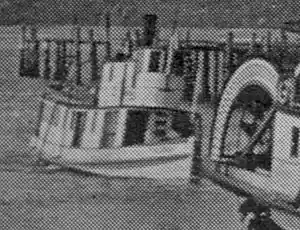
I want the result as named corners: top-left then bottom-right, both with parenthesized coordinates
top-left (1, 0), bottom-right (300, 229)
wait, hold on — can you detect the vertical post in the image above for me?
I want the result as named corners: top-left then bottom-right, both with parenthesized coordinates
top-left (54, 40), bottom-right (61, 81)
top-left (31, 25), bottom-right (40, 78)
top-left (135, 29), bottom-right (141, 47)
top-left (142, 14), bottom-right (158, 47)
top-left (185, 28), bottom-right (191, 47)
top-left (61, 40), bottom-right (67, 83)
top-left (126, 29), bottom-right (134, 58)
top-left (44, 39), bottom-right (51, 80)
top-left (105, 12), bottom-right (111, 61)
top-left (19, 25), bottom-right (27, 77)
top-left (164, 14), bottom-right (179, 91)
top-left (190, 113), bottom-right (203, 184)
top-left (213, 49), bottom-right (220, 105)
top-left (192, 50), bottom-right (204, 111)
top-left (93, 12), bottom-right (111, 106)
top-left (75, 25), bottom-right (82, 85)
top-left (265, 30), bottom-right (272, 55)
top-left (90, 28), bottom-right (98, 81)
top-left (249, 32), bottom-right (257, 55)
top-left (224, 32), bottom-right (234, 88)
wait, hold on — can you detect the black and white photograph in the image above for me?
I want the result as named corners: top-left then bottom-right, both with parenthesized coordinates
top-left (1, 0), bottom-right (300, 229)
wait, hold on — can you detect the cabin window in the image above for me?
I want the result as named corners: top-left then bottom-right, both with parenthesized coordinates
top-left (291, 127), bottom-right (300, 158)
top-left (50, 105), bottom-right (61, 126)
top-left (171, 111), bottom-right (193, 138)
top-left (143, 110), bottom-right (193, 146)
top-left (101, 111), bottom-right (119, 148)
top-left (123, 110), bottom-right (150, 146)
top-left (183, 74), bottom-right (196, 103)
top-left (71, 111), bottom-right (87, 148)
top-left (171, 50), bottom-right (185, 76)
top-left (148, 51), bottom-right (162, 72)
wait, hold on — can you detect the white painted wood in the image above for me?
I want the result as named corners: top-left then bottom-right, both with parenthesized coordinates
top-left (41, 140), bottom-right (193, 165)
top-left (211, 59), bottom-right (280, 161)
top-left (98, 62), bottom-right (127, 106)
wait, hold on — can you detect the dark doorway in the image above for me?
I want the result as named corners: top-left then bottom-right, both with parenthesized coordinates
top-left (123, 111), bottom-right (150, 147)
top-left (71, 111), bottom-right (87, 148)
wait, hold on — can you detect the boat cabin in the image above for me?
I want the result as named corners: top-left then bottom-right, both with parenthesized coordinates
top-left (31, 47), bottom-right (196, 164)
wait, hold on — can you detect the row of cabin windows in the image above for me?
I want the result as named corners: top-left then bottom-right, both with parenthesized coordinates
top-left (37, 105), bottom-right (193, 148)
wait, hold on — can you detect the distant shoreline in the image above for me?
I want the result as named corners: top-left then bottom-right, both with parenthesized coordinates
top-left (0, 0), bottom-right (297, 29)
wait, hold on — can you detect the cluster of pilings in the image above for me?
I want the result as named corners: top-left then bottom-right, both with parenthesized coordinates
top-left (189, 28), bottom-right (300, 183)
top-left (19, 14), bottom-right (159, 87)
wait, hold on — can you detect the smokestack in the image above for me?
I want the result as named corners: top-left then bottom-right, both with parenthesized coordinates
top-left (142, 14), bottom-right (158, 47)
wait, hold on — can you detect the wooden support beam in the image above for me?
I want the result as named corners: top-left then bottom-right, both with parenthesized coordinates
top-left (75, 25), bottom-right (82, 85)
top-left (44, 39), bottom-right (51, 80)
top-left (90, 28), bottom-right (98, 82)
top-left (105, 12), bottom-right (111, 61)
top-left (190, 112), bottom-right (203, 184)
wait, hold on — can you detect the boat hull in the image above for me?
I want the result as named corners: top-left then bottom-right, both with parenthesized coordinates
top-left (30, 135), bottom-right (194, 179)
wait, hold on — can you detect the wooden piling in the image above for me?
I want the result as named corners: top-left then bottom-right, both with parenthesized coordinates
top-left (212, 50), bottom-right (220, 105)
top-left (44, 39), bottom-right (51, 80)
top-left (224, 31), bottom-right (234, 84)
top-left (89, 28), bottom-right (98, 81)
top-left (190, 113), bottom-right (203, 184)
top-left (105, 13), bottom-right (111, 61)
top-left (75, 25), bottom-right (82, 85)
top-left (19, 25), bottom-right (27, 77)
top-left (61, 40), bottom-right (67, 82)
top-left (31, 25), bottom-right (40, 78)
top-left (54, 40), bottom-right (62, 81)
